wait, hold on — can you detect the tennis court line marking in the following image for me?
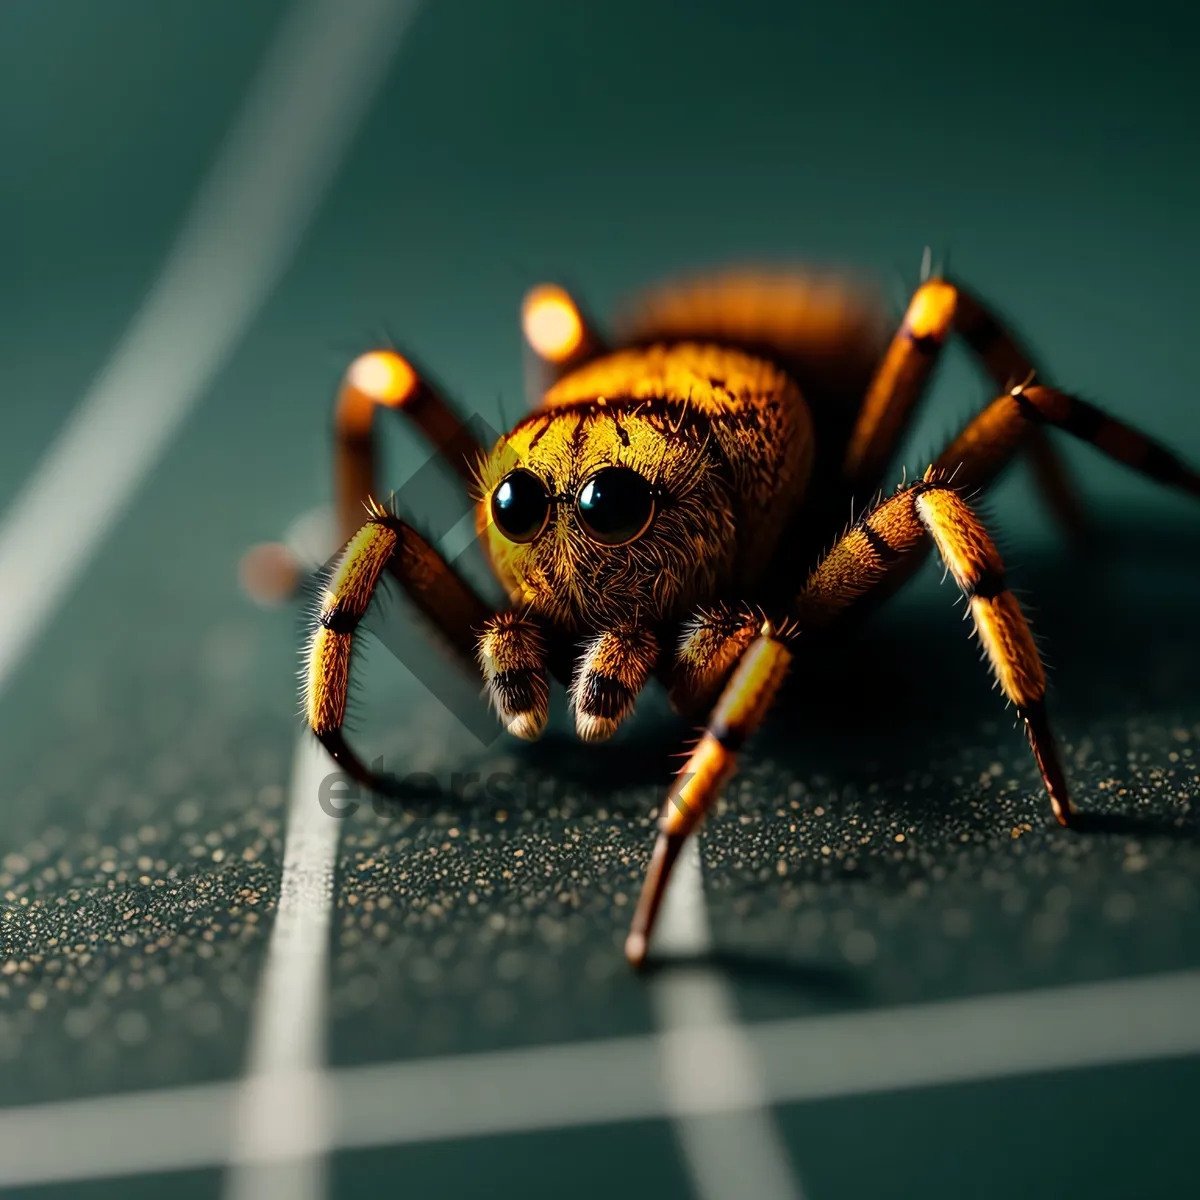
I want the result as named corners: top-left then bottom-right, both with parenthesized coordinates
top-left (0, 0), bottom-right (421, 1193)
top-left (227, 711), bottom-right (459, 1199)
top-left (0, 0), bottom-right (420, 699)
top-left (226, 736), bottom-right (342, 1200)
top-left (650, 840), bottom-right (804, 1200)
top-left (3, 967), bottom-right (1198, 1187)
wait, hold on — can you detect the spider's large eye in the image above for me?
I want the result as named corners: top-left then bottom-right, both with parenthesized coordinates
top-left (575, 467), bottom-right (657, 546)
top-left (490, 469), bottom-right (551, 543)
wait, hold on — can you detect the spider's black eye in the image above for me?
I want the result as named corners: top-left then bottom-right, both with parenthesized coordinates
top-left (575, 467), bottom-right (657, 546)
top-left (490, 469), bottom-right (551, 543)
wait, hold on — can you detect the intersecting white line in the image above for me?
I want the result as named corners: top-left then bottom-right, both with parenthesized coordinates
top-left (649, 840), bottom-right (804, 1200)
top-left (3, 968), bottom-right (1198, 1188)
top-left (226, 736), bottom-right (343, 1200)
top-left (0, 1), bottom-right (421, 1196)
top-left (0, 0), bottom-right (420, 698)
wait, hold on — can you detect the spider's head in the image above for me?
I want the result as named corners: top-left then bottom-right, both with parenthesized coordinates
top-left (475, 359), bottom-right (740, 631)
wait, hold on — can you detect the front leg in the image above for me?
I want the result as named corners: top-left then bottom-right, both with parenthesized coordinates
top-left (627, 624), bottom-right (792, 966)
top-left (520, 282), bottom-right (606, 404)
top-left (241, 350), bottom-right (486, 605)
top-left (305, 508), bottom-right (492, 793)
top-left (333, 350), bottom-right (484, 542)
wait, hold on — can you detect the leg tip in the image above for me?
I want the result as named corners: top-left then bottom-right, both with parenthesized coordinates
top-left (576, 713), bottom-right (620, 743)
top-left (504, 710), bottom-right (547, 741)
top-left (624, 931), bottom-right (648, 969)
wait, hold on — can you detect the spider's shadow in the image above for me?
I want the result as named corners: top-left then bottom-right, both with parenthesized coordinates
top-left (519, 515), bottom-right (1200, 840)
top-left (751, 515), bottom-right (1200, 841)
top-left (637, 947), bottom-right (865, 1000)
top-left (1068, 811), bottom-right (1200, 841)
top-left (376, 517), bottom-right (1200, 845)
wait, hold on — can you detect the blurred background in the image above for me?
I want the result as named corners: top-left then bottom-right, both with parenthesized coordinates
top-left (1, 1), bottom-right (1198, 1197)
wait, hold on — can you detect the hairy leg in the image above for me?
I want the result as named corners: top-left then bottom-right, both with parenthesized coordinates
top-left (626, 625), bottom-right (791, 966)
top-left (936, 381), bottom-right (1200, 498)
top-left (333, 350), bottom-right (484, 541)
top-left (794, 475), bottom-right (1071, 824)
top-left (241, 349), bottom-right (486, 605)
top-left (521, 282), bottom-right (605, 405)
top-left (304, 508), bottom-right (492, 792)
top-left (843, 276), bottom-right (1085, 532)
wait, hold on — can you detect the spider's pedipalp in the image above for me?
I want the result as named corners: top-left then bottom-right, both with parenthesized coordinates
top-left (569, 623), bottom-right (659, 742)
top-left (478, 611), bottom-right (551, 741)
top-left (666, 604), bottom-right (762, 718)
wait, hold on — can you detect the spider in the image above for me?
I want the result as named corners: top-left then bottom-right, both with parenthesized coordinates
top-left (242, 264), bottom-right (1200, 967)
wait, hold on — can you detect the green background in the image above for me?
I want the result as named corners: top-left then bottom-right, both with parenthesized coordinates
top-left (1, 1), bottom-right (1198, 1197)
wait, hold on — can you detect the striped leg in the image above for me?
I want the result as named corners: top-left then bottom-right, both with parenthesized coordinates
top-left (843, 277), bottom-right (1084, 531)
top-left (240, 350), bottom-right (485, 605)
top-left (332, 350), bottom-right (484, 542)
top-left (936, 381), bottom-right (1200, 498)
top-left (626, 625), bottom-right (792, 967)
top-left (304, 508), bottom-right (492, 793)
top-left (794, 474), bottom-right (1072, 826)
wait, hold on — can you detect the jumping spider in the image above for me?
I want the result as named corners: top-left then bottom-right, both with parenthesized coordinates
top-left (242, 266), bottom-right (1200, 965)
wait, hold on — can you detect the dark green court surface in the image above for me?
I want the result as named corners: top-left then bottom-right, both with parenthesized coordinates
top-left (2, 1), bottom-right (1198, 1197)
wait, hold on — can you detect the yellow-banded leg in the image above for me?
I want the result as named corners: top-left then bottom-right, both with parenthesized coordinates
top-left (626, 624), bottom-right (792, 967)
top-left (240, 350), bottom-right (485, 605)
top-left (936, 381), bottom-right (1200, 498)
top-left (831, 371), bottom-right (1200, 616)
top-left (843, 277), bottom-right (1085, 533)
top-left (304, 509), bottom-right (492, 792)
top-left (333, 350), bottom-right (484, 542)
top-left (795, 474), bottom-right (1072, 827)
top-left (521, 282), bottom-right (605, 404)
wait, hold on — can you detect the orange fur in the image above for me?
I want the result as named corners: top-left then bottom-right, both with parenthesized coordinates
top-left (476, 343), bottom-right (813, 631)
top-left (289, 267), bottom-right (1200, 966)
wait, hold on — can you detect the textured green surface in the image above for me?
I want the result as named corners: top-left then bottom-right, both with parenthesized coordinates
top-left (1, 1), bottom-right (1198, 1196)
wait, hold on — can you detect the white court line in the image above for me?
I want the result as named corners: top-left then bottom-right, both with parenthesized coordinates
top-left (0, 0), bottom-right (420, 696)
top-left (226, 736), bottom-right (343, 1200)
top-left (0, 0), bottom-right (420, 1194)
top-left (3, 968), bottom-right (1199, 1188)
top-left (227, 712), bottom-right (460, 1200)
top-left (649, 840), bottom-right (804, 1200)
